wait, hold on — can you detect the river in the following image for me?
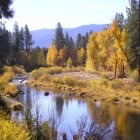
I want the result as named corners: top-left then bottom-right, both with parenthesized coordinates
top-left (11, 84), bottom-right (140, 140)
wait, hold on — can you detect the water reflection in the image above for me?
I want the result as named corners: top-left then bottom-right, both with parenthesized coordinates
top-left (55, 96), bottom-right (64, 117)
top-left (11, 85), bottom-right (140, 140)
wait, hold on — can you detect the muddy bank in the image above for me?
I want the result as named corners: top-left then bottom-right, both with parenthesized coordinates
top-left (0, 95), bottom-right (23, 110)
top-left (0, 74), bottom-right (28, 110)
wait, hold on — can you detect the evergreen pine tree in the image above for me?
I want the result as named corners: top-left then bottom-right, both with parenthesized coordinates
top-left (19, 27), bottom-right (25, 50)
top-left (24, 24), bottom-right (33, 52)
top-left (125, 0), bottom-right (140, 79)
top-left (53, 22), bottom-right (65, 51)
top-left (0, 0), bottom-right (14, 19)
top-left (12, 22), bottom-right (21, 64)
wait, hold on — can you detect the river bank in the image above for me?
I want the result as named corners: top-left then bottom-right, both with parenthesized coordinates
top-left (27, 71), bottom-right (140, 112)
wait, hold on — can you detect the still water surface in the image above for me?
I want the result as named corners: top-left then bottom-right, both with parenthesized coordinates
top-left (12, 85), bottom-right (140, 140)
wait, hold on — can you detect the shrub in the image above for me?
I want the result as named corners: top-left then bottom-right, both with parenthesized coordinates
top-left (3, 84), bottom-right (18, 97)
top-left (0, 71), bottom-right (15, 95)
top-left (131, 69), bottom-right (139, 81)
top-left (52, 77), bottom-right (63, 85)
top-left (62, 76), bottom-right (76, 86)
top-left (0, 67), bottom-right (18, 96)
top-left (67, 58), bottom-right (73, 68)
top-left (109, 79), bottom-right (123, 89)
top-left (45, 67), bottom-right (63, 75)
top-left (64, 66), bottom-right (85, 72)
top-left (3, 71), bottom-right (14, 82)
top-left (0, 119), bottom-right (30, 140)
top-left (3, 66), bottom-right (12, 73)
top-left (38, 74), bottom-right (52, 83)
top-left (90, 79), bottom-right (98, 88)
top-left (77, 80), bottom-right (87, 87)
top-left (99, 78), bottom-right (109, 86)
top-left (133, 85), bottom-right (140, 92)
top-left (30, 69), bottom-right (42, 79)
top-left (12, 66), bottom-right (25, 74)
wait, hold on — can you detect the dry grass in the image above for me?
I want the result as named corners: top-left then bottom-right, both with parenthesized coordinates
top-left (0, 66), bottom-right (19, 97)
top-left (29, 67), bottom-right (140, 110)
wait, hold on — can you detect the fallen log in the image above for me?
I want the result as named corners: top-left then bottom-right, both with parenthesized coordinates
top-left (0, 95), bottom-right (23, 110)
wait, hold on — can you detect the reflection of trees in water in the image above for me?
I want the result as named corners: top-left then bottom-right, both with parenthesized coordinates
top-left (87, 100), bottom-right (111, 123)
top-left (125, 113), bottom-right (140, 140)
top-left (75, 115), bottom-right (116, 140)
top-left (87, 101), bottom-right (119, 139)
top-left (109, 105), bottom-right (140, 140)
top-left (86, 102), bottom-right (140, 140)
top-left (55, 96), bottom-right (64, 117)
top-left (63, 96), bottom-right (69, 108)
top-left (25, 87), bottom-right (32, 107)
top-left (109, 105), bottom-right (124, 138)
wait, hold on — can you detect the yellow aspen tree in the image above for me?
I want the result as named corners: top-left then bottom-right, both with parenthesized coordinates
top-left (59, 47), bottom-right (67, 65)
top-left (110, 19), bottom-right (127, 77)
top-left (80, 47), bottom-right (86, 65)
top-left (46, 44), bottom-right (58, 66)
top-left (67, 57), bottom-right (73, 68)
top-left (86, 33), bottom-right (99, 71)
top-left (46, 47), bottom-right (51, 66)
top-left (96, 29), bottom-right (112, 70)
top-left (51, 44), bottom-right (58, 65)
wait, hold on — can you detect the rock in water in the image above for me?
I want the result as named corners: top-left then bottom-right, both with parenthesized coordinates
top-left (44, 92), bottom-right (49, 96)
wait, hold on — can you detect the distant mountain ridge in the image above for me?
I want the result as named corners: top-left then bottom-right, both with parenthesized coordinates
top-left (31, 24), bottom-right (109, 47)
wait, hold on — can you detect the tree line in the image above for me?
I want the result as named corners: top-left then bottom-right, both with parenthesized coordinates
top-left (0, 21), bottom-right (90, 70)
top-left (1, 0), bottom-right (140, 80)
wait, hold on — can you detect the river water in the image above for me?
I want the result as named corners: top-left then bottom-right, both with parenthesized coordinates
top-left (11, 85), bottom-right (140, 140)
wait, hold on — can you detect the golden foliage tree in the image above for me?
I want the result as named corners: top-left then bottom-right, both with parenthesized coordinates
top-left (59, 47), bottom-right (67, 65)
top-left (77, 47), bottom-right (86, 65)
top-left (46, 44), bottom-right (58, 66)
top-left (109, 19), bottom-right (127, 77)
top-left (86, 33), bottom-right (99, 71)
top-left (67, 57), bottom-right (73, 68)
top-left (96, 29), bottom-right (112, 70)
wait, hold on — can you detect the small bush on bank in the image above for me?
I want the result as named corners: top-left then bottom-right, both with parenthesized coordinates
top-left (2, 66), bottom-right (12, 73)
top-left (76, 80), bottom-right (88, 87)
top-left (52, 77), bottom-right (63, 85)
top-left (67, 58), bottom-right (73, 68)
top-left (131, 69), bottom-right (140, 81)
top-left (12, 65), bottom-right (26, 74)
top-left (45, 66), bottom-right (63, 75)
top-left (3, 84), bottom-right (18, 97)
top-left (30, 67), bottom-right (63, 79)
top-left (99, 77), bottom-right (109, 86)
top-left (38, 74), bottom-right (52, 83)
top-left (133, 85), bottom-right (140, 92)
top-left (0, 66), bottom-right (18, 96)
top-left (62, 76), bottom-right (76, 86)
top-left (30, 69), bottom-right (42, 79)
top-left (0, 119), bottom-right (30, 140)
top-left (90, 79), bottom-right (98, 88)
top-left (63, 66), bottom-right (85, 72)
top-left (3, 65), bottom-right (26, 74)
top-left (109, 79), bottom-right (123, 89)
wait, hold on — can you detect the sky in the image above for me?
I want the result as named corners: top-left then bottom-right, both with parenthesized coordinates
top-left (3, 0), bottom-right (129, 31)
